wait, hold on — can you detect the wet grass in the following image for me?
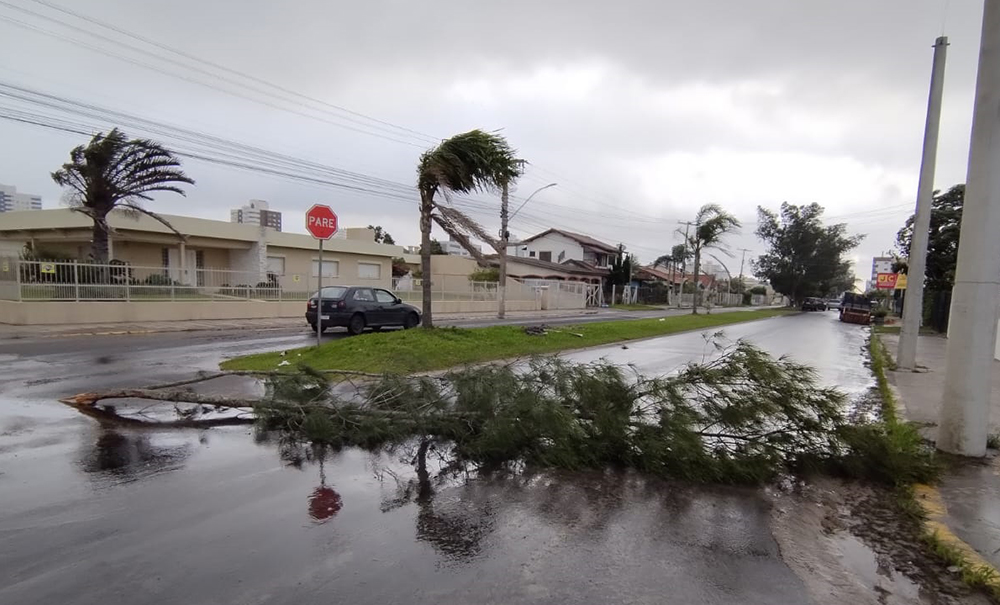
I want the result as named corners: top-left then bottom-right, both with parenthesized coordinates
top-left (222, 308), bottom-right (791, 373)
top-left (837, 335), bottom-right (938, 486)
top-left (924, 531), bottom-right (1000, 601)
top-left (873, 325), bottom-right (941, 336)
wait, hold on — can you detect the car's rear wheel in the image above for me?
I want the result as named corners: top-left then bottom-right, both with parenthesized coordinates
top-left (404, 312), bottom-right (419, 329)
top-left (347, 313), bottom-right (366, 336)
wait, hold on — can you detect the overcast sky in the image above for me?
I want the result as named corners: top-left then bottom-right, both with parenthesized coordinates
top-left (0, 0), bottom-right (986, 280)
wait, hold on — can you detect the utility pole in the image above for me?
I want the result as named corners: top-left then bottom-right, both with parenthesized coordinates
top-left (500, 183), bottom-right (555, 318)
top-left (938, 3), bottom-right (1000, 457)
top-left (898, 36), bottom-right (949, 371)
top-left (498, 184), bottom-right (510, 319)
top-left (678, 221), bottom-right (694, 306)
top-left (738, 248), bottom-right (751, 292)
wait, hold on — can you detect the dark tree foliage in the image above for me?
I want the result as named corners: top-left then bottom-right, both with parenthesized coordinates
top-left (429, 239), bottom-right (446, 255)
top-left (608, 244), bottom-right (636, 287)
top-left (367, 225), bottom-right (396, 245)
top-left (895, 184), bottom-right (964, 292)
top-left (754, 203), bottom-right (862, 303)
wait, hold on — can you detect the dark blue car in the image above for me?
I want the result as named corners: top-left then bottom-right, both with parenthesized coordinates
top-left (306, 286), bottom-right (421, 335)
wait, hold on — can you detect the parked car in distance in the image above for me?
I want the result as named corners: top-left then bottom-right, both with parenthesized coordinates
top-left (306, 286), bottom-right (421, 335)
top-left (825, 298), bottom-right (842, 310)
top-left (801, 297), bottom-right (827, 312)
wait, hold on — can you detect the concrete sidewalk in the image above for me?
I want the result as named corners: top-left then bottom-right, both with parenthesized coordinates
top-left (0, 304), bottom-right (775, 340)
top-left (0, 308), bottom-right (609, 339)
top-left (881, 332), bottom-right (1000, 574)
top-left (880, 333), bottom-right (1000, 436)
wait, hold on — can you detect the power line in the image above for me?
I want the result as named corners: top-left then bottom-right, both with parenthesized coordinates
top-left (24, 0), bottom-right (440, 145)
top-left (0, 5), bottom-right (431, 148)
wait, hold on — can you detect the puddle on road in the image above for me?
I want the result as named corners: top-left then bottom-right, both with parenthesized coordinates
top-left (830, 532), bottom-right (931, 604)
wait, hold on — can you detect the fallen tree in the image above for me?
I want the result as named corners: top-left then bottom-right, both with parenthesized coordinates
top-left (59, 338), bottom-right (938, 485)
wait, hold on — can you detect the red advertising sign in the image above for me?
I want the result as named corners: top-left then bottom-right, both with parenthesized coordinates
top-left (875, 273), bottom-right (899, 289)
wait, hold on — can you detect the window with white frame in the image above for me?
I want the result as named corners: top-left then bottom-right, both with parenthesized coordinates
top-left (357, 262), bottom-right (381, 280)
top-left (311, 259), bottom-right (339, 278)
top-left (267, 256), bottom-right (285, 275)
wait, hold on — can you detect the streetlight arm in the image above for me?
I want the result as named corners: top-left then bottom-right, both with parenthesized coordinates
top-left (509, 183), bottom-right (557, 220)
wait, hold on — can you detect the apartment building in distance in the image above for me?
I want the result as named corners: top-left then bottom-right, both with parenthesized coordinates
top-left (230, 199), bottom-right (283, 231)
top-left (0, 184), bottom-right (42, 213)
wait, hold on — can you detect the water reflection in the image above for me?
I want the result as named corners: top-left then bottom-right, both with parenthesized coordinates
top-left (307, 452), bottom-right (343, 523)
top-left (78, 429), bottom-right (192, 484)
top-left (367, 440), bottom-right (496, 562)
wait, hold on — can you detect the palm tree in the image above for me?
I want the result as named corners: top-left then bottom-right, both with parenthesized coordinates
top-left (654, 243), bottom-right (688, 305)
top-left (52, 128), bottom-right (194, 263)
top-left (681, 204), bottom-right (740, 314)
top-left (416, 130), bottom-right (523, 328)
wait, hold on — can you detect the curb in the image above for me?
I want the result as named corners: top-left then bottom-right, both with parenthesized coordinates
top-left (871, 333), bottom-right (1000, 596)
top-left (914, 483), bottom-right (1000, 593)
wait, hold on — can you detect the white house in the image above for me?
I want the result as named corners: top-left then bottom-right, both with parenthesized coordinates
top-left (508, 229), bottom-right (617, 268)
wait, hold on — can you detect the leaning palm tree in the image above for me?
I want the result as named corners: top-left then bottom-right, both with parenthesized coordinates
top-left (682, 204), bottom-right (740, 314)
top-left (654, 243), bottom-right (689, 305)
top-left (416, 130), bottom-right (523, 328)
top-left (51, 128), bottom-right (195, 263)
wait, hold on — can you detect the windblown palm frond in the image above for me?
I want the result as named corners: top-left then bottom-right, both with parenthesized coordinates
top-left (51, 128), bottom-right (194, 262)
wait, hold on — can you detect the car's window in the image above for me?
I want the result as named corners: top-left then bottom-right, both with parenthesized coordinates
top-left (315, 286), bottom-right (347, 299)
top-left (374, 289), bottom-right (396, 304)
top-left (352, 288), bottom-right (375, 302)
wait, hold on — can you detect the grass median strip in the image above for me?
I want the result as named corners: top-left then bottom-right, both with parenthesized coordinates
top-left (221, 308), bottom-right (791, 374)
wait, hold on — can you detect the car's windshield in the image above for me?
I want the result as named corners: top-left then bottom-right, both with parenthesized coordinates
top-left (313, 286), bottom-right (348, 299)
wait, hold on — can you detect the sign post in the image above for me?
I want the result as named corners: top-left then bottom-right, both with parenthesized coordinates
top-left (305, 204), bottom-right (339, 346)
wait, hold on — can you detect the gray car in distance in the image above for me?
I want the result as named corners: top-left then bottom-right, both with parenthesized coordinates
top-left (305, 285), bottom-right (421, 335)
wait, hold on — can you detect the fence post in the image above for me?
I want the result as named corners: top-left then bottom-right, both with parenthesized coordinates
top-left (171, 279), bottom-right (175, 301)
top-left (125, 266), bottom-right (131, 302)
top-left (73, 261), bottom-right (80, 301)
top-left (15, 258), bottom-right (22, 302)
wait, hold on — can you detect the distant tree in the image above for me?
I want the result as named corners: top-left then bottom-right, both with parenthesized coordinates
top-left (681, 204), bottom-right (740, 314)
top-left (654, 243), bottom-right (690, 300)
top-left (895, 184), bottom-right (963, 292)
top-left (609, 244), bottom-right (636, 288)
top-left (754, 202), bottom-right (863, 304)
top-left (51, 128), bottom-right (194, 263)
top-left (391, 257), bottom-right (410, 278)
top-left (367, 225), bottom-right (396, 245)
top-left (468, 266), bottom-right (500, 282)
top-left (429, 239), bottom-right (446, 255)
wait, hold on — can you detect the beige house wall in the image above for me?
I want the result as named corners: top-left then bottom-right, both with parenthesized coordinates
top-left (265, 246), bottom-right (391, 290)
top-left (113, 241), bottom-right (163, 267)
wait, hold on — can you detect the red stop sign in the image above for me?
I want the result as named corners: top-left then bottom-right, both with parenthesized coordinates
top-left (305, 204), bottom-right (338, 240)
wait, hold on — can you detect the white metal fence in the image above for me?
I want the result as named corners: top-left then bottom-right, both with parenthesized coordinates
top-left (391, 277), bottom-right (541, 303)
top-left (2, 258), bottom-right (317, 302)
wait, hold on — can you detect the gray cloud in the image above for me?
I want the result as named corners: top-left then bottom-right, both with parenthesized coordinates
top-left (0, 0), bottom-right (986, 277)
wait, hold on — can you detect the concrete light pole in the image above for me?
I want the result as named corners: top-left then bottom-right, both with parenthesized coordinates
top-left (898, 36), bottom-right (949, 370)
top-left (938, 2), bottom-right (1000, 457)
top-left (499, 182), bottom-right (556, 318)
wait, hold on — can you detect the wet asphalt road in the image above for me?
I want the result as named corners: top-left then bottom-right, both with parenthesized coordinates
top-left (0, 310), bottom-right (871, 605)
